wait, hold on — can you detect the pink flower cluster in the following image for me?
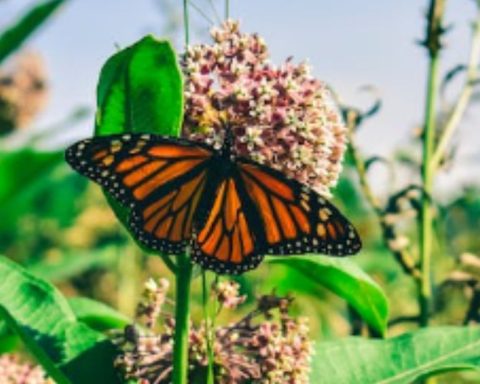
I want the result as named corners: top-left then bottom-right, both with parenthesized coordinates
top-left (0, 354), bottom-right (51, 384)
top-left (182, 20), bottom-right (347, 196)
top-left (214, 280), bottom-right (246, 309)
top-left (113, 279), bottom-right (313, 383)
top-left (251, 318), bottom-right (312, 383)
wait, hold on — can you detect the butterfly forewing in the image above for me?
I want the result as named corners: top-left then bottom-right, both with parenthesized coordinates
top-left (238, 159), bottom-right (362, 256)
top-left (65, 134), bottom-right (212, 254)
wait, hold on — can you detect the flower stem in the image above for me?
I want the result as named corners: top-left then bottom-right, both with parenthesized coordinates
top-left (172, 252), bottom-right (193, 384)
top-left (202, 271), bottom-right (215, 384)
top-left (183, 0), bottom-right (189, 48)
top-left (172, 4), bottom-right (192, 383)
top-left (419, 0), bottom-right (445, 327)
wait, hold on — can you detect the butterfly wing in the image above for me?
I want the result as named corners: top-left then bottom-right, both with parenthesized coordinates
top-left (238, 158), bottom-right (362, 256)
top-left (65, 133), bottom-right (213, 254)
top-left (192, 174), bottom-right (264, 275)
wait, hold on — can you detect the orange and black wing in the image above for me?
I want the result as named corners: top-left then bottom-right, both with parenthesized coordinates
top-left (238, 158), bottom-right (362, 257)
top-left (192, 176), bottom-right (263, 275)
top-left (65, 133), bottom-right (212, 254)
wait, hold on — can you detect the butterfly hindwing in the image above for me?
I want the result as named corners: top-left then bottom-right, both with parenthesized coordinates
top-left (65, 133), bottom-right (212, 254)
top-left (130, 169), bottom-right (207, 254)
top-left (238, 158), bottom-right (361, 256)
top-left (192, 174), bottom-right (264, 275)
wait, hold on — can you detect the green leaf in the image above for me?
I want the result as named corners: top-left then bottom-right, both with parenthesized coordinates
top-left (0, 256), bottom-right (120, 384)
top-left (95, 35), bottom-right (183, 137)
top-left (94, 36), bottom-right (183, 237)
top-left (0, 0), bottom-right (67, 64)
top-left (311, 326), bottom-right (480, 384)
top-left (268, 256), bottom-right (389, 336)
top-left (69, 297), bottom-right (131, 332)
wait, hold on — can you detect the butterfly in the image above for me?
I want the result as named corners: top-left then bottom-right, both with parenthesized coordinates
top-left (65, 130), bottom-right (361, 275)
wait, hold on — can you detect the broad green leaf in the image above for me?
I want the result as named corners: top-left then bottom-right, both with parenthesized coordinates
top-left (268, 256), bottom-right (389, 336)
top-left (311, 326), bottom-right (480, 384)
top-left (95, 35), bottom-right (183, 137)
top-left (69, 297), bottom-right (131, 332)
top-left (94, 36), bottom-right (183, 237)
top-left (0, 256), bottom-right (120, 384)
top-left (0, 0), bottom-right (67, 64)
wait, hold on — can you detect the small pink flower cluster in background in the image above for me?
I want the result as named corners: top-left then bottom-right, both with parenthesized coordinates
top-left (0, 354), bottom-right (52, 384)
top-left (113, 278), bottom-right (313, 383)
top-left (214, 280), bottom-right (246, 309)
top-left (136, 277), bottom-right (170, 328)
top-left (182, 20), bottom-right (347, 196)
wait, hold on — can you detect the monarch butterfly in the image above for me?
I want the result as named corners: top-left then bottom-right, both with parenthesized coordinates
top-left (65, 130), bottom-right (361, 274)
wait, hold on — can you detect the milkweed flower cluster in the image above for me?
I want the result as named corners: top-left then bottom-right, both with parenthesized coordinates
top-left (182, 20), bottom-right (347, 196)
top-left (0, 52), bottom-right (48, 135)
top-left (136, 277), bottom-right (170, 328)
top-left (113, 278), bottom-right (313, 383)
top-left (0, 354), bottom-right (52, 384)
top-left (214, 280), bottom-right (247, 309)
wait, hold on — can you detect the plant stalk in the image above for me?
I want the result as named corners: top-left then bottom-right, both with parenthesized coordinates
top-left (419, 0), bottom-right (445, 327)
top-left (183, 0), bottom-right (189, 48)
top-left (172, 4), bottom-right (192, 383)
top-left (346, 112), bottom-right (420, 280)
top-left (431, 9), bottom-right (480, 171)
top-left (202, 271), bottom-right (215, 384)
top-left (172, 252), bottom-right (193, 384)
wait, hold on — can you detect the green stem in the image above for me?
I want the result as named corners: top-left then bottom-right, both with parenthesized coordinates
top-left (172, 4), bottom-right (192, 383)
top-left (419, 0), bottom-right (445, 327)
top-left (202, 271), bottom-right (215, 384)
top-left (183, 0), bottom-right (189, 48)
top-left (225, 0), bottom-right (230, 19)
top-left (419, 57), bottom-right (438, 327)
top-left (172, 253), bottom-right (193, 384)
top-left (431, 8), bottom-right (480, 171)
top-left (346, 113), bottom-right (420, 280)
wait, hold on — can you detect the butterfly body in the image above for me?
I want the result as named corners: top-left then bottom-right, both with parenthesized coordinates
top-left (66, 132), bottom-right (361, 275)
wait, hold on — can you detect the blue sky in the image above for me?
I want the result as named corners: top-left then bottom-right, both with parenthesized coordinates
top-left (2, 0), bottom-right (479, 192)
